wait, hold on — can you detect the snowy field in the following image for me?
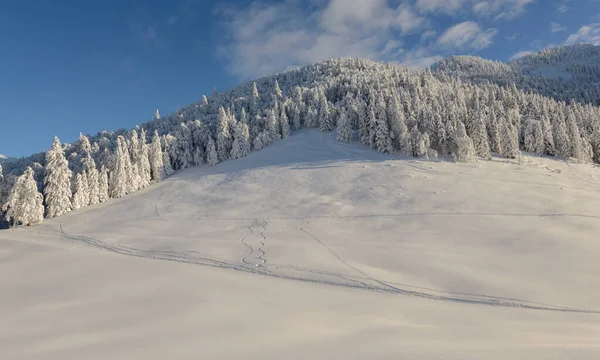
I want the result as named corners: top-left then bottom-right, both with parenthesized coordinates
top-left (2, 129), bottom-right (600, 359)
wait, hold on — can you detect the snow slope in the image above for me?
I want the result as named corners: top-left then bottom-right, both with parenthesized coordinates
top-left (2, 129), bottom-right (600, 359)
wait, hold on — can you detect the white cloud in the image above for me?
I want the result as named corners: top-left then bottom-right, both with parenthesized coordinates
top-left (551, 22), bottom-right (567, 33)
top-left (556, 5), bottom-right (568, 13)
top-left (216, 1), bottom-right (518, 79)
top-left (217, 0), bottom-right (428, 79)
top-left (509, 50), bottom-right (533, 60)
top-left (416, 0), bottom-right (534, 19)
top-left (437, 21), bottom-right (498, 50)
top-left (565, 24), bottom-right (600, 45)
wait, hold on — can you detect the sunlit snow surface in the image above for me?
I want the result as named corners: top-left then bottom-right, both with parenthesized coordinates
top-left (2, 130), bottom-right (600, 359)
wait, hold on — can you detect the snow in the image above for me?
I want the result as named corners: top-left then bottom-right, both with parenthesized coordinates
top-left (2, 129), bottom-right (600, 359)
top-left (530, 66), bottom-right (572, 80)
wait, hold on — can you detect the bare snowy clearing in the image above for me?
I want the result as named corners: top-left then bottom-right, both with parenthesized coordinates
top-left (2, 130), bottom-right (600, 359)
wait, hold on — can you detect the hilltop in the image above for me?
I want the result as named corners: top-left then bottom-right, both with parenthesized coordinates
top-left (433, 44), bottom-right (600, 105)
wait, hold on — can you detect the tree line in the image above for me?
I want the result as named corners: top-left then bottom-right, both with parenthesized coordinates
top-left (2, 55), bottom-right (600, 227)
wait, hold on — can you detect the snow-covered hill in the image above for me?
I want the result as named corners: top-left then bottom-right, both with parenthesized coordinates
top-left (1, 130), bottom-right (599, 359)
top-left (433, 44), bottom-right (600, 105)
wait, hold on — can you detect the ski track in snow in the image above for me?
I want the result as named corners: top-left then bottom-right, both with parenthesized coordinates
top-left (394, 158), bottom-right (600, 193)
top-left (26, 224), bottom-right (600, 315)
top-left (78, 211), bottom-right (600, 224)
top-left (240, 220), bottom-right (268, 267)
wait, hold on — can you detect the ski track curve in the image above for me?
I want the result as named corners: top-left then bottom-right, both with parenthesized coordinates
top-left (239, 220), bottom-right (267, 267)
top-left (26, 225), bottom-right (600, 315)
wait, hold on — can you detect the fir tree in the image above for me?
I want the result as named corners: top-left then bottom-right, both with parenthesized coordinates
top-left (217, 107), bottom-right (232, 161)
top-left (98, 166), bottom-right (109, 203)
top-left (43, 137), bottom-right (73, 218)
top-left (279, 109), bottom-right (291, 139)
top-left (318, 89), bottom-right (332, 132)
top-left (553, 117), bottom-right (571, 159)
top-left (138, 128), bottom-right (151, 188)
top-left (83, 156), bottom-right (99, 206)
top-left (3, 167), bottom-right (44, 226)
top-left (193, 146), bottom-right (204, 165)
top-left (206, 137), bottom-right (219, 166)
top-left (501, 119), bottom-right (519, 159)
top-left (265, 109), bottom-right (280, 143)
top-left (452, 122), bottom-right (476, 162)
top-left (149, 131), bottom-right (165, 181)
top-left (71, 172), bottom-right (88, 210)
top-left (472, 116), bottom-right (492, 159)
top-left (375, 116), bottom-right (393, 153)
top-left (336, 108), bottom-right (353, 143)
top-left (109, 136), bottom-right (129, 199)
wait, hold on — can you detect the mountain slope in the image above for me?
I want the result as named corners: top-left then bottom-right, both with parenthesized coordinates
top-left (433, 44), bottom-right (600, 105)
top-left (0, 154), bottom-right (15, 163)
top-left (2, 129), bottom-right (599, 359)
top-left (3, 45), bottom-right (600, 229)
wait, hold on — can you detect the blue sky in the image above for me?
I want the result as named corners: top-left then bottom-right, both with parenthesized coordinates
top-left (1, 0), bottom-right (599, 157)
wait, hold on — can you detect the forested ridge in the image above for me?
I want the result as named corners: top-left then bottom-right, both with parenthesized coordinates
top-left (2, 44), bottom-right (600, 227)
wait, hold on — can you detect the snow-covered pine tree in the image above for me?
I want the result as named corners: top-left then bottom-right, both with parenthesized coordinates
top-left (567, 112), bottom-right (583, 162)
top-left (138, 128), bottom-right (151, 188)
top-left (77, 133), bottom-right (92, 156)
top-left (375, 115), bottom-right (393, 153)
top-left (71, 172), bottom-right (88, 210)
top-left (253, 133), bottom-right (264, 150)
top-left (240, 108), bottom-right (248, 125)
top-left (128, 130), bottom-right (142, 191)
top-left (274, 79), bottom-right (282, 100)
top-left (409, 125), bottom-right (427, 158)
top-left (279, 108), bottom-right (290, 139)
top-left (43, 137), bottom-right (73, 218)
top-left (305, 105), bottom-right (317, 128)
top-left (217, 107), bottom-right (232, 161)
top-left (288, 98), bottom-right (301, 131)
top-left (231, 122), bottom-right (250, 159)
top-left (487, 106), bottom-right (501, 154)
top-left (500, 118), bottom-right (519, 159)
top-left (206, 137), bottom-right (219, 166)
top-left (3, 167), bottom-right (44, 226)
top-left (553, 117), bottom-right (571, 159)
top-left (83, 156), bottom-right (99, 206)
top-left (109, 136), bottom-right (129, 199)
top-left (154, 109), bottom-right (160, 120)
top-left (98, 166), bottom-right (109, 203)
top-left (201, 95), bottom-right (208, 107)
top-left (523, 119), bottom-right (543, 155)
top-left (336, 108), bottom-right (353, 143)
top-left (540, 112), bottom-right (556, 156)
top-left (193, 146), bottom-right (204, 165)
top-left (387, 95), bottom-right (411, 154)
top-left (265, 108), bottom-right (280, 143)
top-left (452, 121), bottom-right (476, 162)
top-left (162, 150), bottom-right (175, 177)
top-left (471, 116), bottom-right (492, 160)
top-left (318, 89), bottom-right (333, 132)
top-left (149, 130), bottom-right (165, 181)
top-left (250, 82), bottom-right (260, 115)
top-left (293, 86), bottom-right (305, 127)
top-left (592, 127), bottom-right (600, 163)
